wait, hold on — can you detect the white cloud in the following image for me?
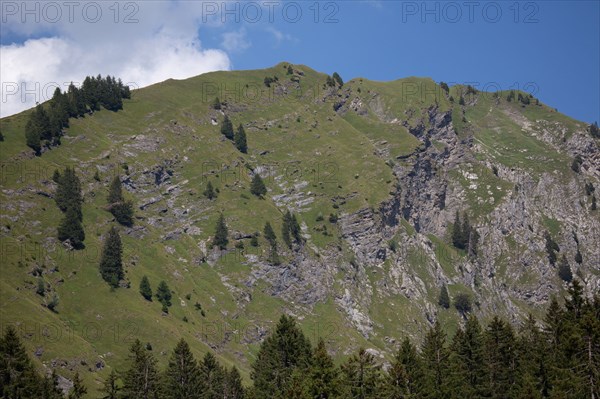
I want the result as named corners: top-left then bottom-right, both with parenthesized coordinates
top-left (222, 29), bottom-right (251, 53)
top-left (265, 27), bottom-right (295, 46)
top-left (0, 1), bottom-right (231, 117)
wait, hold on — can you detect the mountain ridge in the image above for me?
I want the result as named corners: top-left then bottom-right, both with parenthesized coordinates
top-left (0, 62), bottom-right (598, 390)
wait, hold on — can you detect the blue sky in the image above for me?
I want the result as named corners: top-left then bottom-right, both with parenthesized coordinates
top-left (1, 1), bottom-right (598, 122)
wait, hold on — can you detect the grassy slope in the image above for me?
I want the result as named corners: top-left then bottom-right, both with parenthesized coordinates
top-left (0, 64), bottom-right (594, 392)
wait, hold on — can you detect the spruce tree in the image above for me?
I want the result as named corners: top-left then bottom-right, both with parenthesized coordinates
top-left (449, 315), bottom-right (486, 397)
top-left (204, 181), bottom-right (216, 200)
top-left (0, 326), bottom-right (41, 398)
top-left (163, 339), bottom-right (201, 399)
top-left (67, 372), bottom-right (87, 399)
top-left (263, 222), bottom-right (279, 264)
top-left (99, 226), bottom-right (123, 288)
top-left (36, 277), bottom-right (45, 296)
top-left (221, 115), bottom-right (234, 140)
top-left (200, 352), bottom-right (225, 399)
top-left (107, 175), bottom-right (124, 204)
top-left (557, 255), bottom-right (573, 282)
top-left (263, 222), bottom-right (277, 247)
top-left (544, 231), bottom-right (559, 266)
top-left (340, 348), bottom-right (383, 399)
top-left (155, 280), bottom-right (172, 309)
top-left (40, 370), bottom-right (64, 398)
top-left (250, 173), bottom-right (267, 198)
top-left (575, 249), bottom-right (583, 264)
top-left (107, 176), bottom-right (134, 226)
top-left (234, 124), bottom-right (248, 153)
top-left (213, 213), bottom-right (229, 250)
top-left (454, 293), bottom-right (472, 316)
top-left (517, 314), bottom-right (551, 397)
top-left (438, 285), bottom-right (450, 309)
top-left (384, 337), bottom-right (424, 398)
top-left (122, 339), bottom-right (159, 399)
top-left (332, 72), bottom-right (344, 87)
top-left (307, 339), bottom-right (340, 399)
top-left (99, 370), bottom-right (121, 399)
top-left (452, 211), bottom-right (464, 249)
top-left (55, 166), bottom-right (83, 220)
top-left (139, 276), bottom-right (152, 301)
top-left (224, 366), bottom-right (246, 399)
top-left (57, 207), bottom-right (85, 249)
top-left (251, 315), bottom-right (312, 398)
top-left (421, 321), bottom-right (450, 397)
top-left (483, 317), bottom-right (518, 397)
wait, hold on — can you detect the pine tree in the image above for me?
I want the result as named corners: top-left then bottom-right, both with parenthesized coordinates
top-left (163, 339), bottom-right (201, 399)
top-left (139, 276), bottom-right (152, 301)
top-left (99, 226), bottom-right (123, 288)
top-left (155, 280), bottom-right (172, 309)
top-left (421, 321), bottom-right (450, 397)
top-left (57, 206), bottom-right (85, 249)
top-left (384, 337), bottom-right (423, 398)
top-left (99, 370), bottom-right (121, 399)
top-left (340, 348), bottom-right (383, 399)
top-left (122, 339), bottom-right (159, 399)
top-left (200, 352), bottom-right (225, 399)
top-left (204, 181), bottom-right (217, 200)
top-left (557, 255), bottom-right (573, 282)
top-left (438, 285), bottom-right (450, 309)
top-left (234, 124), bottom-right (247, 153)
top-left (213, 213), bottom-right (229, 250)
top-left (307, 339), bottom-right (340, 399)
top-left (67, 372), bottom-right (87, 399)
top-left (221, 115), bottom-right (234, 140)
top-left (250, 173), bottom-right (267, 197)
top-left (251, 315), bottom-right (312, 398)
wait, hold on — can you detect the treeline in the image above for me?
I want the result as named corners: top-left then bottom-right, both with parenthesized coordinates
top-left (3, 280), bottom-right (598, 398)
top-left (26, 75), bottom-right (130, 154)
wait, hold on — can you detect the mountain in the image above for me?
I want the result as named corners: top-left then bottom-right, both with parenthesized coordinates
top-left (0, 62), bottom-right (598, 389)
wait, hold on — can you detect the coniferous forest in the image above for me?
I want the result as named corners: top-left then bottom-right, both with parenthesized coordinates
top-left (25, 75), bottom-right (130, 155)
top-left (1, 280), bottom-right (598, 398)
